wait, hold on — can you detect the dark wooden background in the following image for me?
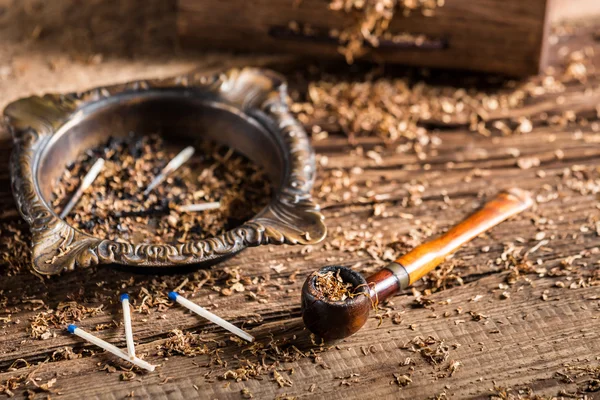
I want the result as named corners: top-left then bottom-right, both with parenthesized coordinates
top-left (0, 1), bottom-right (598, 399)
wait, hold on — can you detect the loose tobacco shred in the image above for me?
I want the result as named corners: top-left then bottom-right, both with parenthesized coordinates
top-left (314, 270), bottom-right (355, 301)
top-left (329, 0), bottom-right (445, 63)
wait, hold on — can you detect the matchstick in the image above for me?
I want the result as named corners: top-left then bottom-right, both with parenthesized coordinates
top-left (59, 158), bottom-right (105, 219)
top-left (144, 146), bottom-right (195, 195)
top-left (168, 292), bottom-right (254, 342)
top-left (120, 294), bottom-right (136, 359)
top-left (177, 202), bottom-right (221, 212)
top-left (67, 325), bottom-right (155, 372)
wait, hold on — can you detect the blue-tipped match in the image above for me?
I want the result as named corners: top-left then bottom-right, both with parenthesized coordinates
top-left (67, 324), bottom-right (77, 334)
top-left (168, 291), bottom-right (179, 301)
top-left (120, 293), bottom-right (129, 302)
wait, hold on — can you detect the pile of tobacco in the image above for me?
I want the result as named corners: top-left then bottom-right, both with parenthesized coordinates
top-left (328, 0), bottom-right (445, 63)
top-left (51, 134), bottom-right (271, 244)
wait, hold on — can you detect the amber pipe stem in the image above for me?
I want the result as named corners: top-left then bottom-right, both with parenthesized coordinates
top-left (367, 189), bottom-right (533, 301)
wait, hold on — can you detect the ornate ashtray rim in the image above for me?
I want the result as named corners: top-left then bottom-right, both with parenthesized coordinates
top-left (4, 67), bottom-right (327, 275)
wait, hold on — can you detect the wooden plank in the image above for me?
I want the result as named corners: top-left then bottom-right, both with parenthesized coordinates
top-left (0, 121), bottom-right (599, 398)
top-left (0, 2), bottom-right (599, 398)
top-left (178, 0), bottom-right (551, 76)
top-left (0, 272), bottom-right (597, 399)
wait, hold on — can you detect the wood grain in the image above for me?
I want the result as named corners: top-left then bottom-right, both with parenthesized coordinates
top-left (178, 0), bottom-right (551, 76)
top-left (0, 2), bottom-right (598, 399)
top-left (0, 105), bottom-right (598, 398)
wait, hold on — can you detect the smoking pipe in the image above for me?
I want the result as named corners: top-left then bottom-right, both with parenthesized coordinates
top-left (301, 188), bottom-right (533, 341)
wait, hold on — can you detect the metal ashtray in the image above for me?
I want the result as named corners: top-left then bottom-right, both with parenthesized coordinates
top-left (4, 68), bottom-right (326, 275)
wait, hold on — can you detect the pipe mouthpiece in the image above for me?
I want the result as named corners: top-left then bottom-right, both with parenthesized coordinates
top-left (504, 188), bottom-right (534, 209)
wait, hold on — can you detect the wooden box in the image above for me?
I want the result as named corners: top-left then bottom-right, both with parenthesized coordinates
top-left (178, 0), bottom-right (599, 77)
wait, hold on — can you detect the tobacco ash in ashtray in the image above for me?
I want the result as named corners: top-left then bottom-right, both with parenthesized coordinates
top-left (314, 270), bottom-right (356, 301)
top-left (51, 133), bottom-right (271, 244)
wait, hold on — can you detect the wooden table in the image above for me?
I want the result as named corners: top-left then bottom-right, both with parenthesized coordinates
top-left (0, 1), bottom-right (598, 399)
